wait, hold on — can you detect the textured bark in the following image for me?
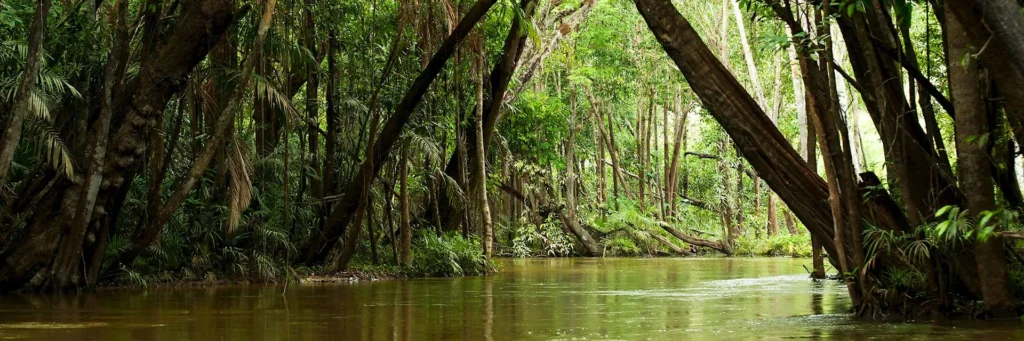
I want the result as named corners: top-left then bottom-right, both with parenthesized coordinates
top-left (48, 0), bottom-right (128, 289)
top-left (0, 0), bottom-right (51, 191)
top-left (947, 10), bottom-right (1017, 317)
top-left (118, 0), bottom-right (274, 267)
top-left (948, 0), bottom-right (1024, 79)
top-left (0, 0), bottom-right (242, 292)
top-left (303, 0), bottom-right (496, 264)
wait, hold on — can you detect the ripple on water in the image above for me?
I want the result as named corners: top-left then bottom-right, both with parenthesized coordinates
top-left (0, 322), bottom-right (109, 329)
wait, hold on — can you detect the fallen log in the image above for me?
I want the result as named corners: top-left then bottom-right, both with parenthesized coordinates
top-left (651, 233), bottom-right (694, 256)
top-left (658, 221), bottom-right (732, 255)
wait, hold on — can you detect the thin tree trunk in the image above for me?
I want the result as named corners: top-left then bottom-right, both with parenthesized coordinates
top-left (324, 30), bottom-right (339, 198)
top-left (399, 142), bottom-right (411, 265)
top-left (0, 0), bottom-right (52, 191)
top-left (474, 46), bottom-right (493, 258)
top-left (303, 0), bottom-right (321, 201)
top-left (368, 184), bottom-right (378, 265)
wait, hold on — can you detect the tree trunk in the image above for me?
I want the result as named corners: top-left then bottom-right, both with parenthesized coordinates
top-left (47, 0), bottom-right (127, 289)
top-left (0, 0), bottom-right (242, 292)
top-left (947, 10), bottom-right (1017, 317)
top-left (117, 0), bottom-right (275, 267)
top-left (658, 221), bottom-right (731, 255)
top-left (434, 0), bottom-right (538, 230)
top-left (303, 0), bottom-right (322, 201)
top-left (474, 46), bottom-right (493, 258)
top-left (304, 0), bottom-right (497, 265)
top-left (399, 142), bottom-right (411, 265)
top-left (633, 0), bottom-right (852, 265)
top-left (324, 30), bottom-right (339, 198)
top-left (0, 0), bottom-right (52, 191)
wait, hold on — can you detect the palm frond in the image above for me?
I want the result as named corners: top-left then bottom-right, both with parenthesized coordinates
top-left (252, 73), bottom-right (300, 121)
top-left (407, 132), bottom-right (441, 167)
top-left (435, 169), bottom-right (465, 210)
top-left (226, 134), bottom-right (254, 233)
top-left (31, 120), bottom-right (75, 178)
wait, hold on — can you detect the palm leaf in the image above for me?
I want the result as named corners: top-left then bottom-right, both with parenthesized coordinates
top-left (226, 134), bottom-right (254, 233)
top-left (31, 120), bottom-right (75, 178)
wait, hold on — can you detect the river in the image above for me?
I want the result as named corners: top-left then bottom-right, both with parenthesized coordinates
top-left (0, 258), bottom-right (1021, 340)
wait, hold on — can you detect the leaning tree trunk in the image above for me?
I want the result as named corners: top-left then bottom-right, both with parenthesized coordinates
top-left (433, 0), bottom-right (538, 230)
top-left (303, 0), bottom-right (498, 265)
top-left (117, 0), bottom-right (276, 268)
top-left (0, 0), bottom-right (51, 192)
top-left (47, 0), bottom-right (128, 290)
top-left (632, 0), bottom-right (875, 270)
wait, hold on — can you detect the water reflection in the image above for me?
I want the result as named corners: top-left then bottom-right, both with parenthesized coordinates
top-left (0, 258), bottom-right (1021, 340)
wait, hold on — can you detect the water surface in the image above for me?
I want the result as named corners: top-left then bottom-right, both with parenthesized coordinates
top-left (1, 258), bottom-right (1021, 340)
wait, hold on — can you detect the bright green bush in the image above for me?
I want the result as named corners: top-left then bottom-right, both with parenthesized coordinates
top-left (733, 233), bottom-right (811, 257)
top-left (410, 232), bottom-right (494, 277)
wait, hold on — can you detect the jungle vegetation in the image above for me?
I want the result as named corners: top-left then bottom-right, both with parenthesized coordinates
top-left (1, 0), bottom-right (1023, 318)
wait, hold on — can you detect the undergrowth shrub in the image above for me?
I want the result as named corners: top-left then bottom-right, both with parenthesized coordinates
top-left (410, 232), bottom-right (494, 277)
top-left (733, 233), bottom-right (811, 257)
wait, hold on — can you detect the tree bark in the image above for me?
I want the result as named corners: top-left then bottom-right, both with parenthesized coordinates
top-left (0, 0), bottom-right (243, 292)
top-left (947, 10), bottom-right (1017, 317)
top-left (432, 0), bottom-right (539, 231)
top-left (47, 0), bottom-right (127, 289)
top-left (118, 0), bottom-right (275, 267)
top-left (658, 221), bottom-right (731, 255)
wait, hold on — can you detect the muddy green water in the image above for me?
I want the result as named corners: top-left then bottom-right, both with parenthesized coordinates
top-left (1, 258), bottom-right (1021, 340)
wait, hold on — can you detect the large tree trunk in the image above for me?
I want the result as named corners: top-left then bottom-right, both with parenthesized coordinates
top-left (0, 0), bottom-right (243, 292)
top-left (947, 10), bottom-right (1017, 317)
top-left (47, 0), bottom-right (128, 289)
top-left (118, 0), bottom-right (276, 267)
top-left (634, 0), bottom-right (852, 268)
top-left (303, 0), bottom-right (497, 265)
